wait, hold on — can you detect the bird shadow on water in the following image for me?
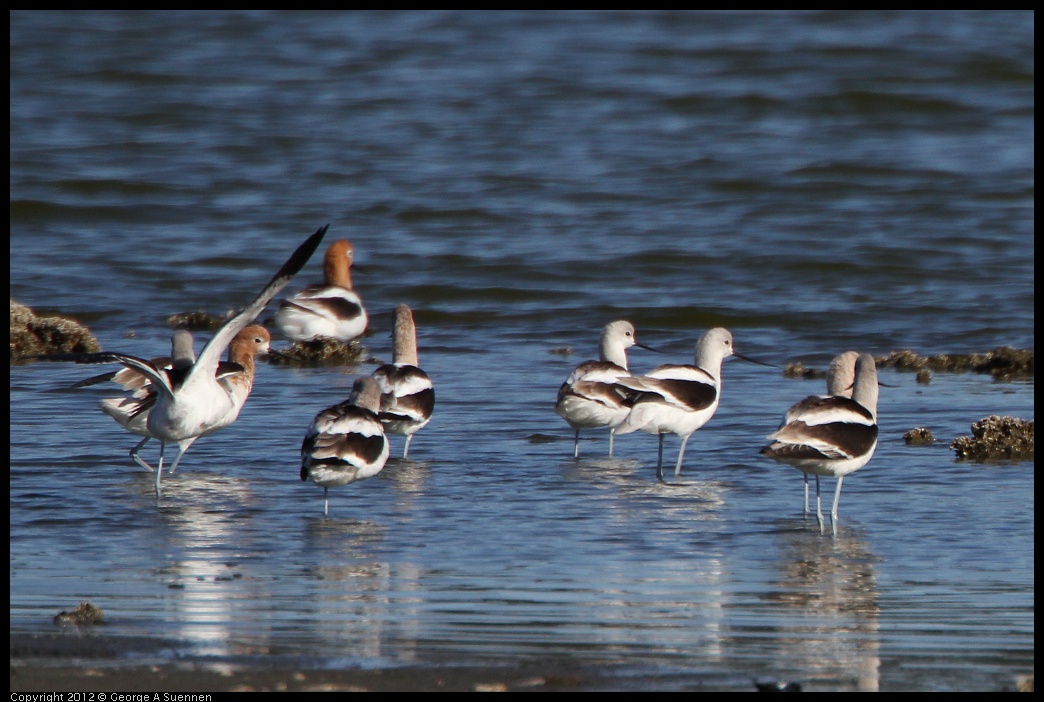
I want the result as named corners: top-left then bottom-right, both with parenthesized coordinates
top-left (758, 516), bottom-right (883, 691)
top-left (561, 455), bottom-right (643, 481)
top-left (299, 516), bottom-right (387, 567)
top-left (379, 456), bottom-right (434, 491)
top-left (559, 454), bottom-right (734, 504)
top-left (149, 470), bottom-right (261, 511)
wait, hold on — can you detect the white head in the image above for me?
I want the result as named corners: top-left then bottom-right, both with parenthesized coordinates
top-left (392, 303), bottom-right (419, 366)
top-left (694, 327), bottom-right (735, 373)
top-left (170, 329), bottom-right (196, 369)
top-left (598, 320), bottom-right (638, 369)
top-left (851, 353), bottom-right (879, 419)
top-left (826, 351), bottom-right (859, 398)
top-left (349, 375), bottom-right (382, 413)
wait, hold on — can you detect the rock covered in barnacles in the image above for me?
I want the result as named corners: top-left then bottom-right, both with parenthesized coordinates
top-left (951, 416), bottom-right (1034, 461)
top-left (876, 347), bottom-right (1033, 380)
top-left (269, 337), bottom-right (367, 367)
top-left (10, 299), bottom-right (100, 361)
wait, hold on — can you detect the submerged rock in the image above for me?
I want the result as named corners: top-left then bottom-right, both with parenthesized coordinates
top-left (53, 601), bottom-right (104, 626)
top-left (166, 309), bottom-right (235, 331)
top-left (951, 416), bottom-right (1034, 462)
top-left (904, 427), bottom-right (935, 446)
top-left (876, 347), bottom-right (1033, 380)
top-left (753, 678), bottom-right (802, 692)
top-left (783, 361), bottom-right (824, 380)
top-left (10, 299), bottom-right (100, 361)
top-left (526, 433), bottom-right (560, 444)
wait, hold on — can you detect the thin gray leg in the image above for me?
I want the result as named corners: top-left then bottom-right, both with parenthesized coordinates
top-left (674, 435), bottom-right (691, 477)
top-left (815, 475), bottom-right (824, 530)
top-left (656, 434), bottom-right (665, 482)
top-left (167, 441), bottom-right (191, 475)
top-left (831, 476), bottom-right (845, 525)
top-left (130, 437), bottom-right (155, 472)
top-left (155, 442), bottom-right (166, 498)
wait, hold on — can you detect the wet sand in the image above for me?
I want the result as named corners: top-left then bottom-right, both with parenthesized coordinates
top-left (10, 661), bottom-right (602, 693)
top-left (8, 632), bottom-right (708, 692)
top-left (10, 632), bottom-right (1035, 692)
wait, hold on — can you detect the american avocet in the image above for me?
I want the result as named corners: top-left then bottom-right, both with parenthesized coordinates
top-left (73, 329), bottom-right (198, 471)
top-left (75, 329), bottom-right (198, 396)
top-left (774, 351), bottom-right (858, 516)
top-left (55, 225), bottom-right (328, 497)
top-left (86, 327), bottom-right (271, 475)
top-left (760, 352), bottom-right (879, 529)
top-left (301, 375), bottom-right (390, 515)
top-left (274, 239), bottom-right (368, 342)
top-left (372, 304), bottom-right (434, 459)
top-left (614, 327), bottom-right (768, 481)
top-left (554, 320), bottom-right (655, 458)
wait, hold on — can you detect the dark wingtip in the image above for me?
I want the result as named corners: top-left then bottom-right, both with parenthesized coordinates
top-left (70, 370), bottom-right (119, 388)
top-left (273, 224), bottom-right (330, 283)
top-left (30, 351), bottom-right (144, 367)
top-left (27, 352), bottom-right (87, 363)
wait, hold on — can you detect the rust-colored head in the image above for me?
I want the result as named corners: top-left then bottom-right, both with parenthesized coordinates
top-left (228, 325), bottom-right (272, 367)
top-left (323, 240), bottom-right (355, 289)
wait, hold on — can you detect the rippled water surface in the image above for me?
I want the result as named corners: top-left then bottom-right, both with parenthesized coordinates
top-left (10, 11), bottom-right (1033, 691)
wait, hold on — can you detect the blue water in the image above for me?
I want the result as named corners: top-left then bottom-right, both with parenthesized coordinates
top-left (10, 11), bottom-right (1033, 691)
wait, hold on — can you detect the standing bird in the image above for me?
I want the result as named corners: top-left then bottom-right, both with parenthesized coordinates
top-left (301, 376), bottom-right (390, 516)
top-left (274, 239), bottom-right (368, 342)
top-left (73, 329), bottom-right (198, 472)
top-left (77, 328), bottom-right (271, 475)
top-left (774, 351), bottom-right (859, 517)
top-left (760, 352), bottom-right (879, 529)
top-left (47, 225), bottom-right (328, 497)
top-left (615, 327), bottom-right (768, 481)
top-left (554, 320), bottom-right (655, 458)
top-left (372, 304), bottom-right (435, 459)
top-left (158, 324), bottom-right (273, 477)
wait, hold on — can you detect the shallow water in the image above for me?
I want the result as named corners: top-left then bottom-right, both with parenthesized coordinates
top-left (10, 11), bottom-right (1033, 691)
